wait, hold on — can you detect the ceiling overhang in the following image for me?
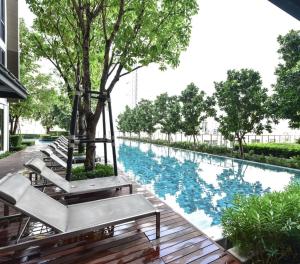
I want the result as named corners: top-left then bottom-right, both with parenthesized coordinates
top-left (0, 64), bottom-right (27, 99)
top-left (269, 0), bottom-right (300, 20)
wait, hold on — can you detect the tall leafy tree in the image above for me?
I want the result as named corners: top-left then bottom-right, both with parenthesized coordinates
top-left (180, 83), bottom-right (213, 144)
top-left (117, 105), bottom-right (135, 136)
top-left (213, 69), bottom-right (272, 157)
top-left (9, 19), bottom-right (59, 134)
top-left (135, 100), bottom-right (157, 138)
top-left (155, 93), bottom-right (181, 142)
top-left (27, 0), bottom-right (198, 171)
top-left (272, 30), bottom-right (300, 128)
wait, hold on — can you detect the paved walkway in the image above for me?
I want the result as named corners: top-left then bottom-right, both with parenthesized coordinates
top-left (0, 143), bottom-right (45, 178)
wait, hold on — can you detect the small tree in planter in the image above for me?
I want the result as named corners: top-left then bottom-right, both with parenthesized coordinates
top-left (136, 100), bottom-right (157, 139)
top-left (213, 69), bottom-right (272, 157)
top-left (180, 83), bottom-right (214, 145)
top-left (154, 93), bottom-right (181, 142)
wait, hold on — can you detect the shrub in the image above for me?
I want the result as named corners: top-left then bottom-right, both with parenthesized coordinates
top-left (296, 138), bottom-right (300, 144)
top-left (10, 134), bottom-right (23, 148)
top-left (239, 143), bottom-right (300, 158)
top-left (10, 145), bottom-right (26, 152)
top-left (222, 184), bottom-right (300, 263)
top-left (40, 135), bottom-right (59, 141)
top-left (48, 131), bottom-right (68, 136)
top-left (21, 134), bottom-right (41, 139)
top-left (71, 164), bottom-right (114, 181)
top-left (22, 141), bottom-right (36, 146)
top-left (0, 151), bottom-right (10, 159)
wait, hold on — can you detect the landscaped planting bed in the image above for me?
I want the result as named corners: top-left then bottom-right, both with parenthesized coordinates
top-left (222, 184), bottom-right (300, 263)
top-left (71, 164), bottom-right (114, 180)
top-left (239, 143), bottom-right (300, 158)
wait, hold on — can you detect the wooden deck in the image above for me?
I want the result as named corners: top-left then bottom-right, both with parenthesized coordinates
top-left (0, 176), bottom-right (240, 264)
top-left (0, 144), bottom-right (240, 264)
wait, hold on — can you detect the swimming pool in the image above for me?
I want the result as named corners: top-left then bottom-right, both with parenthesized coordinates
top-left (116, 139), bottom-right (300, 240)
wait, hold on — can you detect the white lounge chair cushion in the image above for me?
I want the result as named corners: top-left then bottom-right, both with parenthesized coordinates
top-left (0, 174), bottom-right (67, 231)
top-left (66, 194), bottom-right (155, 232)
top-left (0, 174), bottom-right (156, 234)
top-left (26, 158), bottom-right (130, 195)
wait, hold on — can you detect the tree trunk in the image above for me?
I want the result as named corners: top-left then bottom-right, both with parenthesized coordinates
top-left (193, 134), bottom-right (196, 145)
top-left (238, 137), bottom-right (244, 158)
top-left (167, 133), bottom-right (171, 143)
top-left (9, 116), bottom-right (14, 134)
top-left (85, 120), bottom-right (96, 171)
top-left (77, 104), bottom-right (86, 154)
top-left (12, 116), bottom-right (19, 135)
top-left (46, 127), bottom-right (51, 134)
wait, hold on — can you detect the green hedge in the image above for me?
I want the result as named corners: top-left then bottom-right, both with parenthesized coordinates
top-left (10, 145), bottom-right (26, 152)
top-left (10, 135), bottom-right (23, 147)
top-left (71, 164), bottom-right (114, 181)
top-left (222, 184), bottom-right (300, 263)
top-left (40, 135), bottom-right (59, 141)
top-left (49, 131), bottom-right (68, 136)
top-left (240, 143), bottom-right (300, 158)
top-left (20, 134), bottom-right (41, 139)
top-left (22, 141), bottom-right (35, 146)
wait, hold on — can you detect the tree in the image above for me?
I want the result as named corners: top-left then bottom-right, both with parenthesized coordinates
top-left (213, 69), bottom-right (272, 157)
top-left (135, 100), bottom-right (157, 138)
top-left (27, 0), bottom-right (199, 171)
top-left (131, 106), bottom-right (143, 138)
top-left (154, 93), bottom-right (181, 142)
top-left (272, 30), bottom-right (300, 128)
top-left (180, 83), bottom-right (213, 144)
top-left (9, 20), bottom-right (58, 134)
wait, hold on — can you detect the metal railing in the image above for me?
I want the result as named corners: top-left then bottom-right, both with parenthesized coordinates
top-left (117, 131), bottom-right (300, 146)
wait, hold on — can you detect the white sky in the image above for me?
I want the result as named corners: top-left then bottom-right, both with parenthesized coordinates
top-left (19, 0), bottom-right (300, 120)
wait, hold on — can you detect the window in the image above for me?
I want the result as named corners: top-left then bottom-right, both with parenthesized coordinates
top-left (0, 0), bottom-right (5, 42)
top-left (0, 108), bottom-right (3, 151)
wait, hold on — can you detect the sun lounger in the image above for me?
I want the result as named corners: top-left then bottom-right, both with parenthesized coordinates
top-left (49, 143), bottom-right (101, 164)
top-left (25, 158), bottom-right (133, 195)
top-left (0, 174), bottom-right (159, 251)
top-left (41, 148), bottom-right (70, 169)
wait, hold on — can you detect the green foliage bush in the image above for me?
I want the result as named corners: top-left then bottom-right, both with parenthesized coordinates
top-left (0, 151), bottom-right (11, 159)
top-left (48, 131), bottom-right (68, 136)
top-left (222, 184), bottom-right (300, 263)
top-left (20, 134), bottom-right (41, 139)
top-left (10, 145), bottom-right (26, 152)
top-left (22, 141), bottom-right (36, 146)
top-left (239, 143), bottom-right (300, 158)
top-left (296, 138), bottom-right (300, 144)
top-left (71, 164), bottom-right (114, 181)
top-left (40, 135), bottom-right (59, 141)
top-left (10, 135), bottom-right (23, 147)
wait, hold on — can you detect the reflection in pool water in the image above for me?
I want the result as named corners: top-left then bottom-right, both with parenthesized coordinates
top-left (117, 140), bottom-right (300, 239)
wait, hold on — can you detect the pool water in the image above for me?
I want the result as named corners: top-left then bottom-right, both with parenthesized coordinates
top-left (116, 139), bottom-right (300, 239)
